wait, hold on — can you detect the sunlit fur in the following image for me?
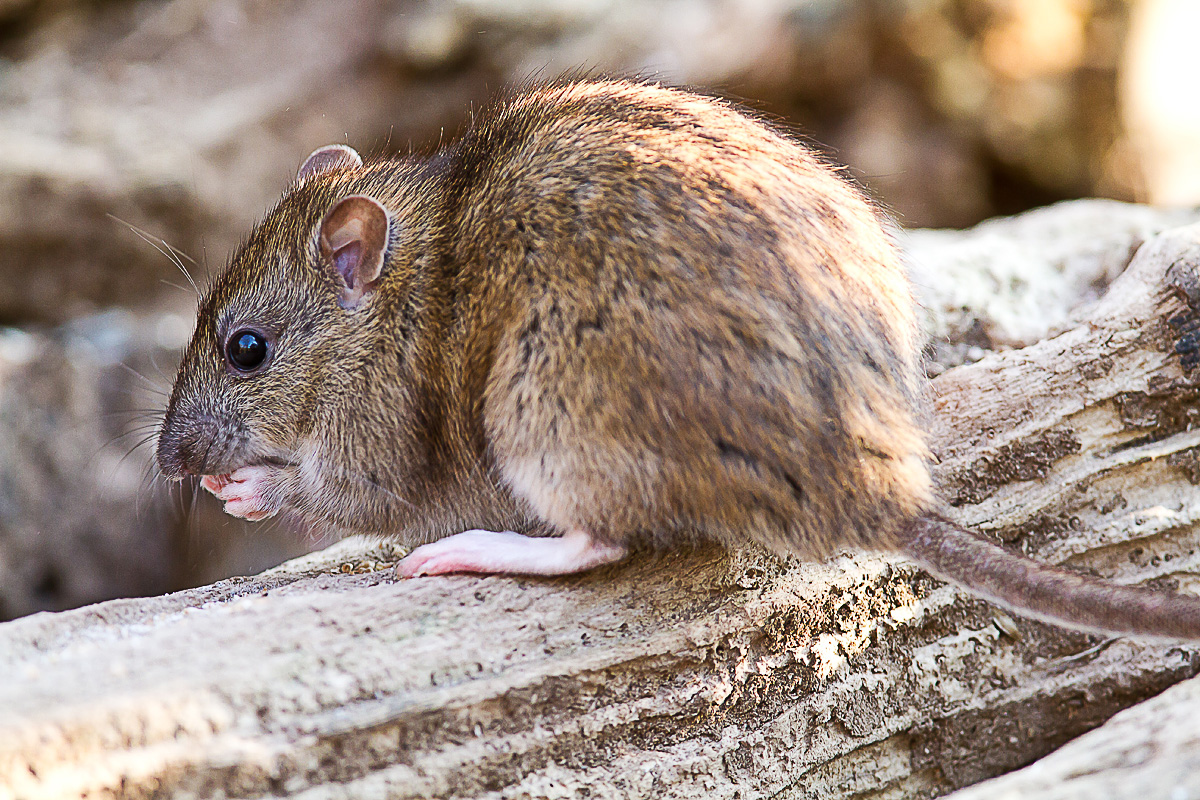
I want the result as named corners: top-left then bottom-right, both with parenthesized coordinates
top-left (158, 79), bottom-right (932, 555)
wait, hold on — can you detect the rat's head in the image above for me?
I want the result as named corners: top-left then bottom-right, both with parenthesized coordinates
top-left (156, 145), bottom-right (427, 488)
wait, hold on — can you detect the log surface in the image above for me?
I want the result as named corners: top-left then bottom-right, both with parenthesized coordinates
top-left (7, 214), bottom-right (1200, 798)
top-left (944, 675), bottom-right (1200, 800)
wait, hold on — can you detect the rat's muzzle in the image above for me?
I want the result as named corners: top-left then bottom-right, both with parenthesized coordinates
top-left (156, 412), bottom-right (227, 480)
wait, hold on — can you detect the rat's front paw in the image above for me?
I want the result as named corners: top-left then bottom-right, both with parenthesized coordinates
top-left (200, 466), bottom-right (282, 521)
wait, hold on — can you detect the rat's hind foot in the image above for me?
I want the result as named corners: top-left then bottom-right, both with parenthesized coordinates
top-left (396, 529), bottom-right (628, 578)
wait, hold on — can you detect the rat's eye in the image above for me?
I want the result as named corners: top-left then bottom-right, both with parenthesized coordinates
top-left (225, 329), bottom-right (270, 373)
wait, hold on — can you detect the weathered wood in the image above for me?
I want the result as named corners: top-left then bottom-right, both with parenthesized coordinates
top-left (945, 673), bottom-right (1200, 799)
top-left (5, 219), bottom-right (1200, 798)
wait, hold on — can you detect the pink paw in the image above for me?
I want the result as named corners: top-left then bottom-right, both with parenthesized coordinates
top-left (396, 531), bottom-right (513, 577)
top-left (396, 529), bottom-right (628, 578)
top-left (200, 466), bottom-right (279, 521)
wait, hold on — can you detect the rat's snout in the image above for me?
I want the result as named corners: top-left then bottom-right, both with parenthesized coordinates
top-left (156, 410), bottom-right (223, 480)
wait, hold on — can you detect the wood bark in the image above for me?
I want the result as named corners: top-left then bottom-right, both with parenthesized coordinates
top-left (944, 671), bottom-right (1200, 800)
top-left (7, 221), bottom-right (1200, 798)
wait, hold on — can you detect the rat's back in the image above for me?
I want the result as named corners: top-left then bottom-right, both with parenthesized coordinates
top-left (438, 80), bottom-right (933, 558)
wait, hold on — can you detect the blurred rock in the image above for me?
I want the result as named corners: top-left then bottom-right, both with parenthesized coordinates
top-left (834, 80), bottom-right (991, 228)
top-left (0, 310), bottom-right (310, 621)
top-left (1121, 0), bottom-right (1200, 205)
top-left (0, 0), bottom-right (489, 324)
top-left (903, 199), bottom-right (1200, 372)
top-left (0, 0), bottom-right (1159, 324)
top-left (891, 0), bottom-right (1132, 205)
top-left (379, 0), bottom-right (1145, 224)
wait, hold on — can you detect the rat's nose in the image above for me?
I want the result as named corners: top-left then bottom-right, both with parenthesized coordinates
top-left (155, 423), bottom-right (192, 480)
top-left (156, 412), bottom-right (220, 479)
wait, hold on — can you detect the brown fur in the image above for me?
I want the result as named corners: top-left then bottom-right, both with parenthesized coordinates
top-left (158, 79), bottom-right (931, 555)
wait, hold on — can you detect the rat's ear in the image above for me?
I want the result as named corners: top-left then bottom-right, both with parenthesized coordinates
top-left (319, 195), bottom-right (390, 309)
top-left (298, 145), bottom-right (362, 182)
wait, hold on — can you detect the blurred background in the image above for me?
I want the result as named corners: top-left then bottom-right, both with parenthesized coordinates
top-left (0, 0), bottom-right (1196, 620)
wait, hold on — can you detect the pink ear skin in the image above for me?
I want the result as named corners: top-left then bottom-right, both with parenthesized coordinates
top-left (318, 195), bottom-right (390, 309)
top-left (297, 144), bottom-right (363, 182)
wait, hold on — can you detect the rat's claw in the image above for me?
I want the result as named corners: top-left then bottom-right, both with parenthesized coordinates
top-left (199, 466), bottom-right (281, 521)
top-left (200, 473), bottom-right (231, 495)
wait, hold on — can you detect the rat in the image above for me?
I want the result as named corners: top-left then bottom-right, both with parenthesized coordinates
top-left (156, 78), bottom-right (1200, 639)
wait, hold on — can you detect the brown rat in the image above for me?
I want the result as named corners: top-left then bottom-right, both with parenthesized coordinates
top-left (157, 78), bottom-right (1200, 639)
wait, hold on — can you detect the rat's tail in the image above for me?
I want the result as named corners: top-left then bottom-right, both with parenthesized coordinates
top-left (899, 515), bottom-right (1200, 640)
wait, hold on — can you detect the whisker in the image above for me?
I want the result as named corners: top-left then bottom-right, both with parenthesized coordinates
top-left (97, 431), bottom-right (159, 464)
top-left (108, 214), bottom-right (200, 296)
top-left (104, 406), bottom-right (165, 420)
top-left (114, 361), bottom-right (170, 395)
top-left (181, 477), bottom-right (201, 532)
top-left (160, 279), bottom-right (196, 295)
top-left (147, 351), bottom-right (178, 387)
top-left (133, 457), bottom-right (168, 523)
top-left (200, 239), bottom-right (212, 284)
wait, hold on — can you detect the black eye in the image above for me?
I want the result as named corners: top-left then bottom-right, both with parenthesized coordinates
top-left (226, 329), bottom-right (270, 373)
